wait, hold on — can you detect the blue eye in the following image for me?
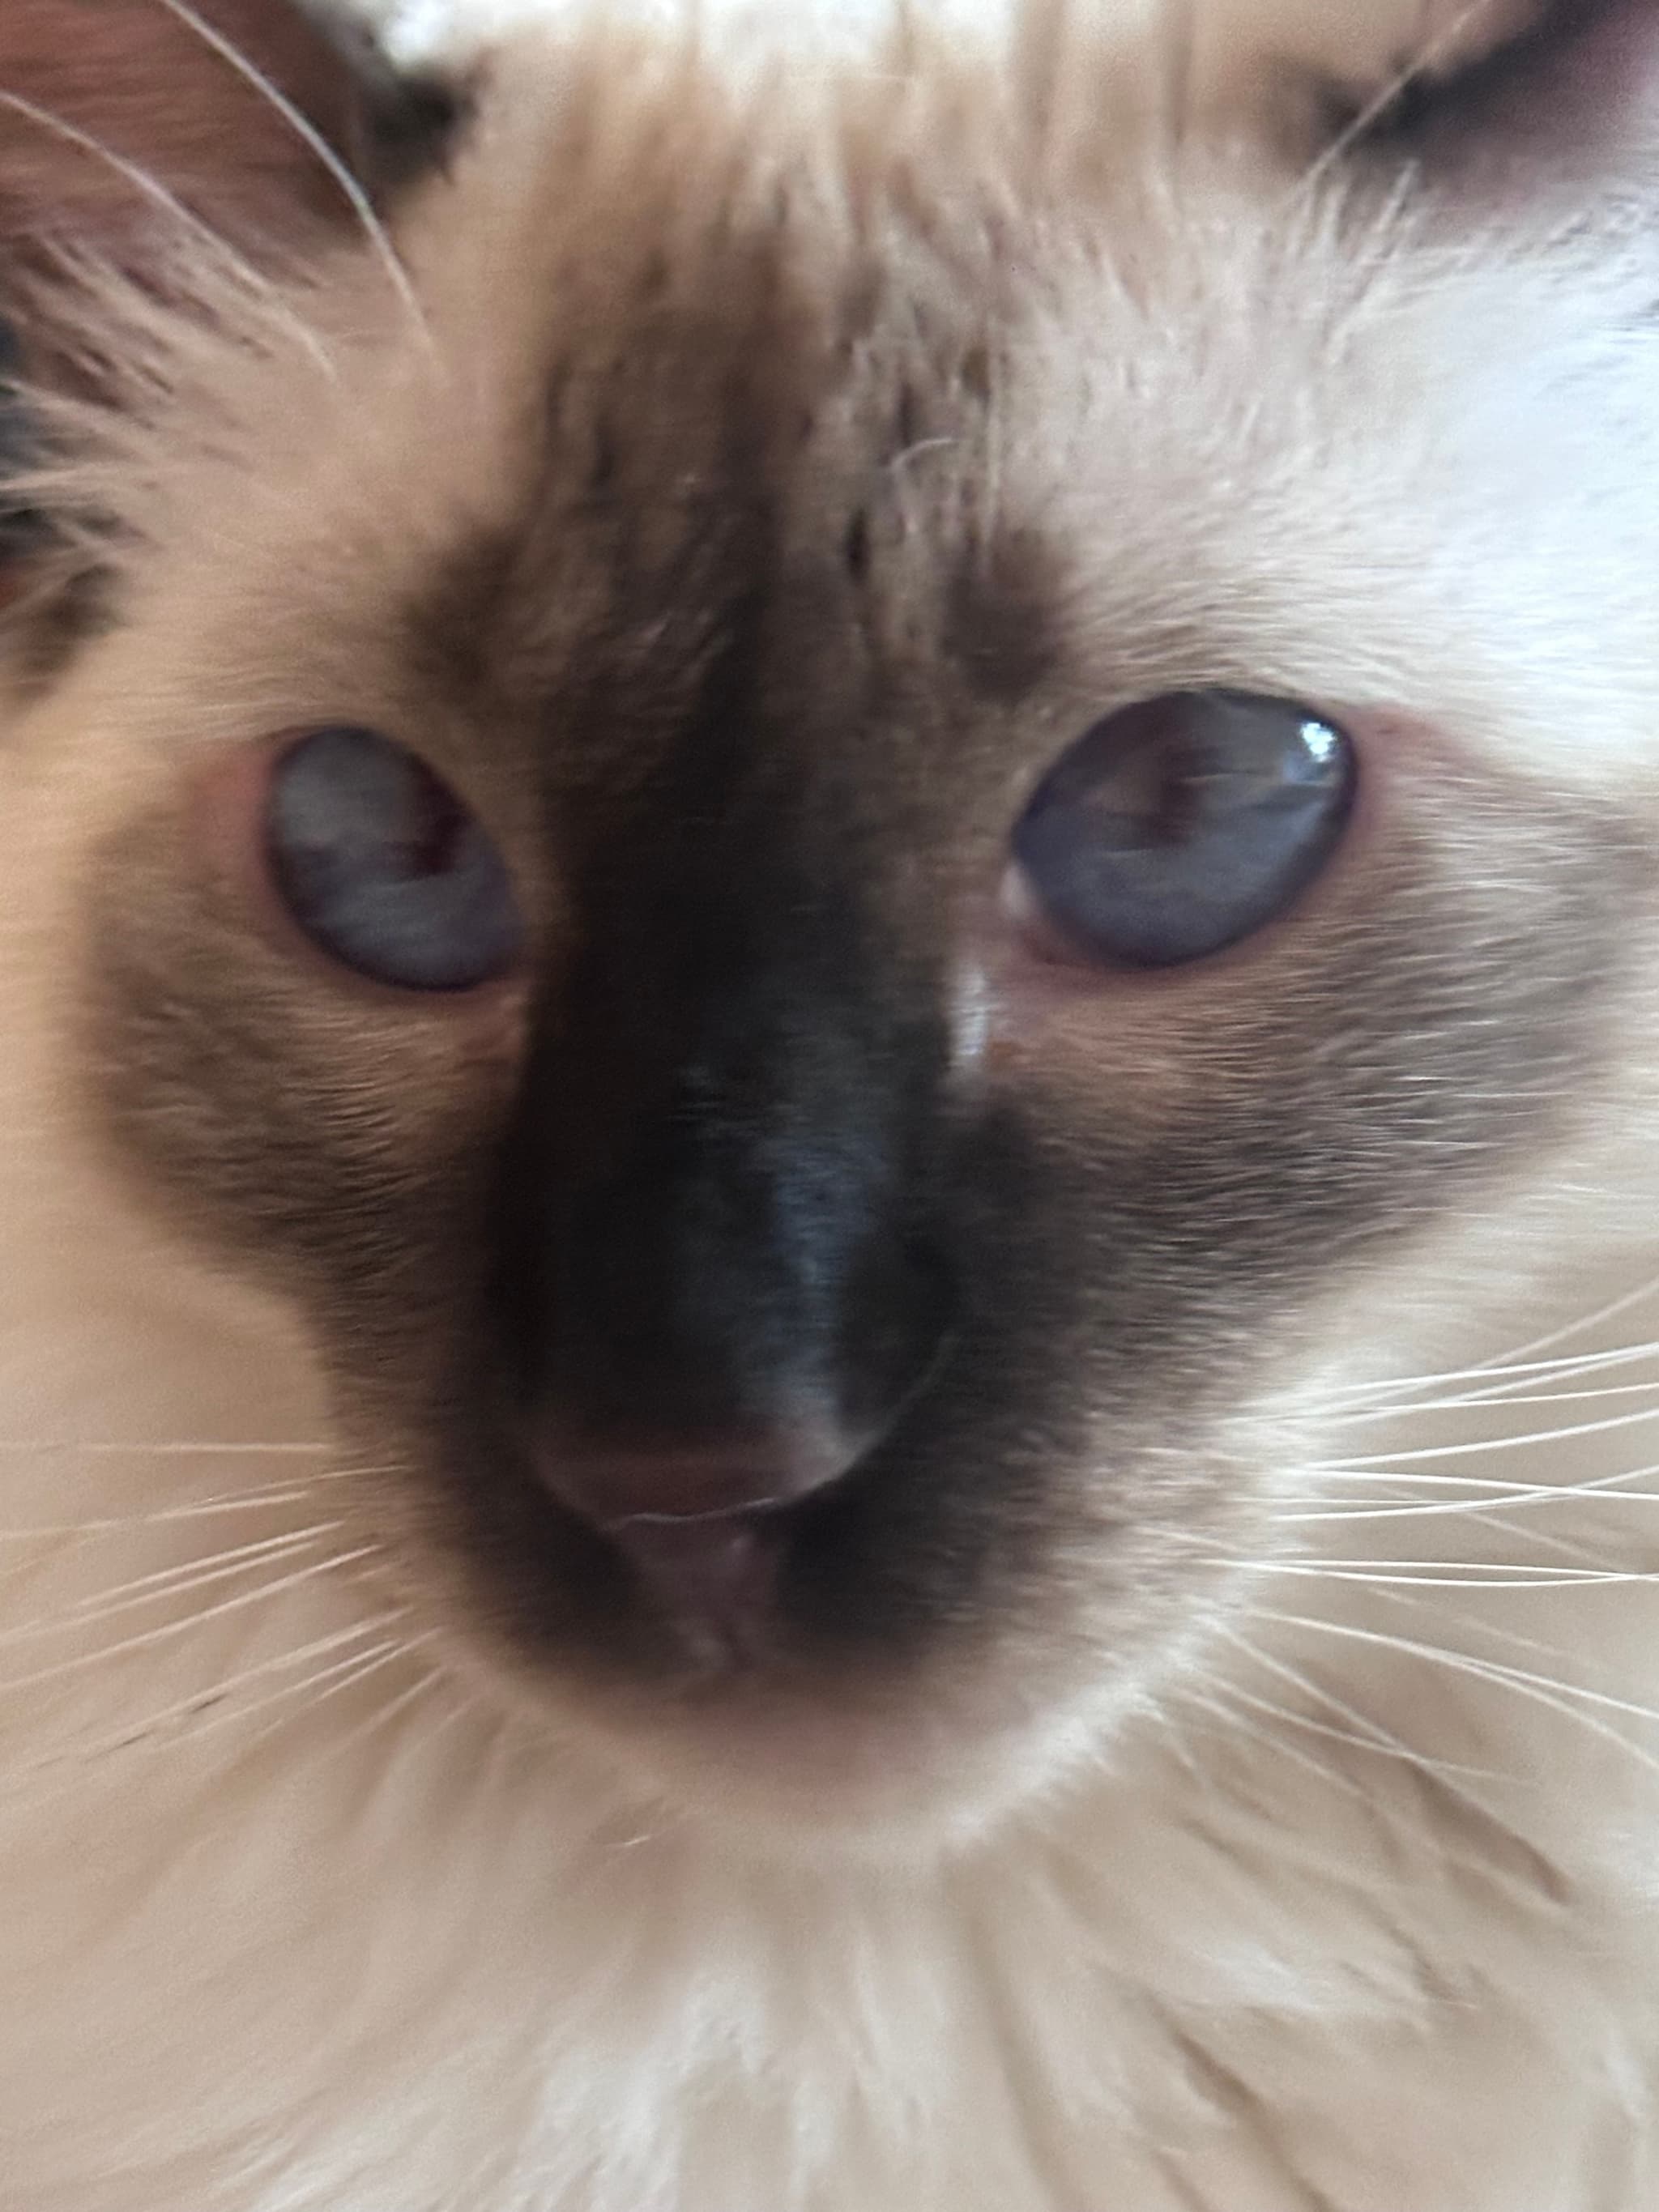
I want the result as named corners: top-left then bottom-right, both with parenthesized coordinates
top-left (265, 727), bottom-right (525, 991)
top-left (1009, 690), bottom-right (1356, 969)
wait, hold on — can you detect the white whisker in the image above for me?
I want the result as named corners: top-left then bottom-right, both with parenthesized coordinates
top-left (186, 1634), bottom-right (424, 1768)
top-left (0, 1619), bottom-right (412, 1805)
top-left (1296, 1464), bottom-right (1659, 1491)
top-left (0, 82), bottom-right (339, 379)
top-left (0, 1467), bottom-right (370, 1545)
top-left (1333, 1281), bottom-right (1659, 1412)
top-left (1464, 1269), bottom-right (1659, 1383)
top-left (0, 1524), bottom-right (347, 1647)
top-left (0, 1487), bottom-right (347, 1541)
top-left (122, 1619), bottom-right (407, 1754)
top-left (0, 1441), bottom-right (335, 1454)
top-left (1215, 1626), bottom-right (1507, 1790)
top-left (1196, 1653), bottom-right (1591, 1911)
top-left (1201, 1669), bottom-right (1501, 1792)
top-left (1331, 1376), bottom-right (1659, 1424)
top-left (269, 1639), bottom-right (450, 1777)
top-left (0, 87), bottom-right (248, 271)
top-left (0, 1542), bottom-right (382, 1698)
top-left (1316, 1400), bottom-right (1659, 1470)
top-left (1371, 1581), bottom-right (1614, 1673)
top-left (1454, 1507), bottom-right (1622, 1573)
top-left (1226, 1560), bottom-right (1659, 1589)
top-left (1284, 1460), bottom-right (1659, 1524)
top-left (1257, 1608), bottom-right (1659, 1749)
top-left (1191, 1647), bottom-right (1570, 1920)
top-left (1181, 1683), bottom-right (1378, 1807)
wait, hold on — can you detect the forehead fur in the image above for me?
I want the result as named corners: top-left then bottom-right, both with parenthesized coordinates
top-left (37, 2), bottom-right (1657, 825)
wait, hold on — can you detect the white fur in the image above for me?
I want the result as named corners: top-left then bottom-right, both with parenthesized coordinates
top-left (366, 0), bottom-right (1525, 89)
top-left (6, 2), bottom-right (1659, 2208)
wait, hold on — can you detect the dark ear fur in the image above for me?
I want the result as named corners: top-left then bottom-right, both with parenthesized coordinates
top-left (1328, 0), bottom-right (1659, 195)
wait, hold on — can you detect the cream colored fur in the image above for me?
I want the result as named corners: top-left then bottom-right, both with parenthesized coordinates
top-left (5, 3), bottom-right (1659, 2208)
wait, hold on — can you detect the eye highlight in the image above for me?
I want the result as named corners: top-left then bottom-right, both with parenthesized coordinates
top-left (1008, 690), bottom-right (1356, 970)
top-left (264, 727), bottom-right (525, 991)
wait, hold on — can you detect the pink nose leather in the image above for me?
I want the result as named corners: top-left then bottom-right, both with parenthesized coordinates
top-left (606, 1508), bottom-right (783, 1659)
top-left (537, 1426), bottom-right (861, 1655)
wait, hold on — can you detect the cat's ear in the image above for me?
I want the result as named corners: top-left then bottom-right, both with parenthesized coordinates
top-left (0, 0), bottom-right (454, 272)
top-left (1333, 0), bottom-right (1659, 202)
top-left (0, 0), bottom-right (457, 606)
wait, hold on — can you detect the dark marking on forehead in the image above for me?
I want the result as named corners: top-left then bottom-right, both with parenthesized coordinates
top-left (393, 116), bottom-right (1034, 773)
top-left (947, 526), bottom-right (1064, 702)
top-left (408, 292), bottom-right (804, 748)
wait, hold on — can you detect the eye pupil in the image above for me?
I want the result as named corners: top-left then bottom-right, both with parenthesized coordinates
top-left (407, 782), bottom-right (465, 877)
top-left (265, 726), bottom-right (525, 991)
top-left (1009, 689), bottom-right (1355, 970)
top-left (1145, 752), bottom-right (1201, 843)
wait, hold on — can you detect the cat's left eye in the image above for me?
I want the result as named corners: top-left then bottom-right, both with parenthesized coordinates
top-left (264, 726), bottom-right (525, 991)
top-left (1007, 689), bottom-right (1356, 970)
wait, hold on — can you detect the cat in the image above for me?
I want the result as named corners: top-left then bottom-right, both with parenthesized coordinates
top-left (2, 0), bottom-right (1659, 2206)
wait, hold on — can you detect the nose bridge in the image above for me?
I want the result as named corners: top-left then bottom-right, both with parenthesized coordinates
top-left (496, 838), bottom-right (951, 1447)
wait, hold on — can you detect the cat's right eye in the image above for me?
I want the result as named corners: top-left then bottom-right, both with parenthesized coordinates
top-left (264, 727), bottom-right (525, 991)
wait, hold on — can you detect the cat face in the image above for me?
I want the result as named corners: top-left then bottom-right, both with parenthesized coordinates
top-left (3, 0), bottom-right (1658, 1843)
